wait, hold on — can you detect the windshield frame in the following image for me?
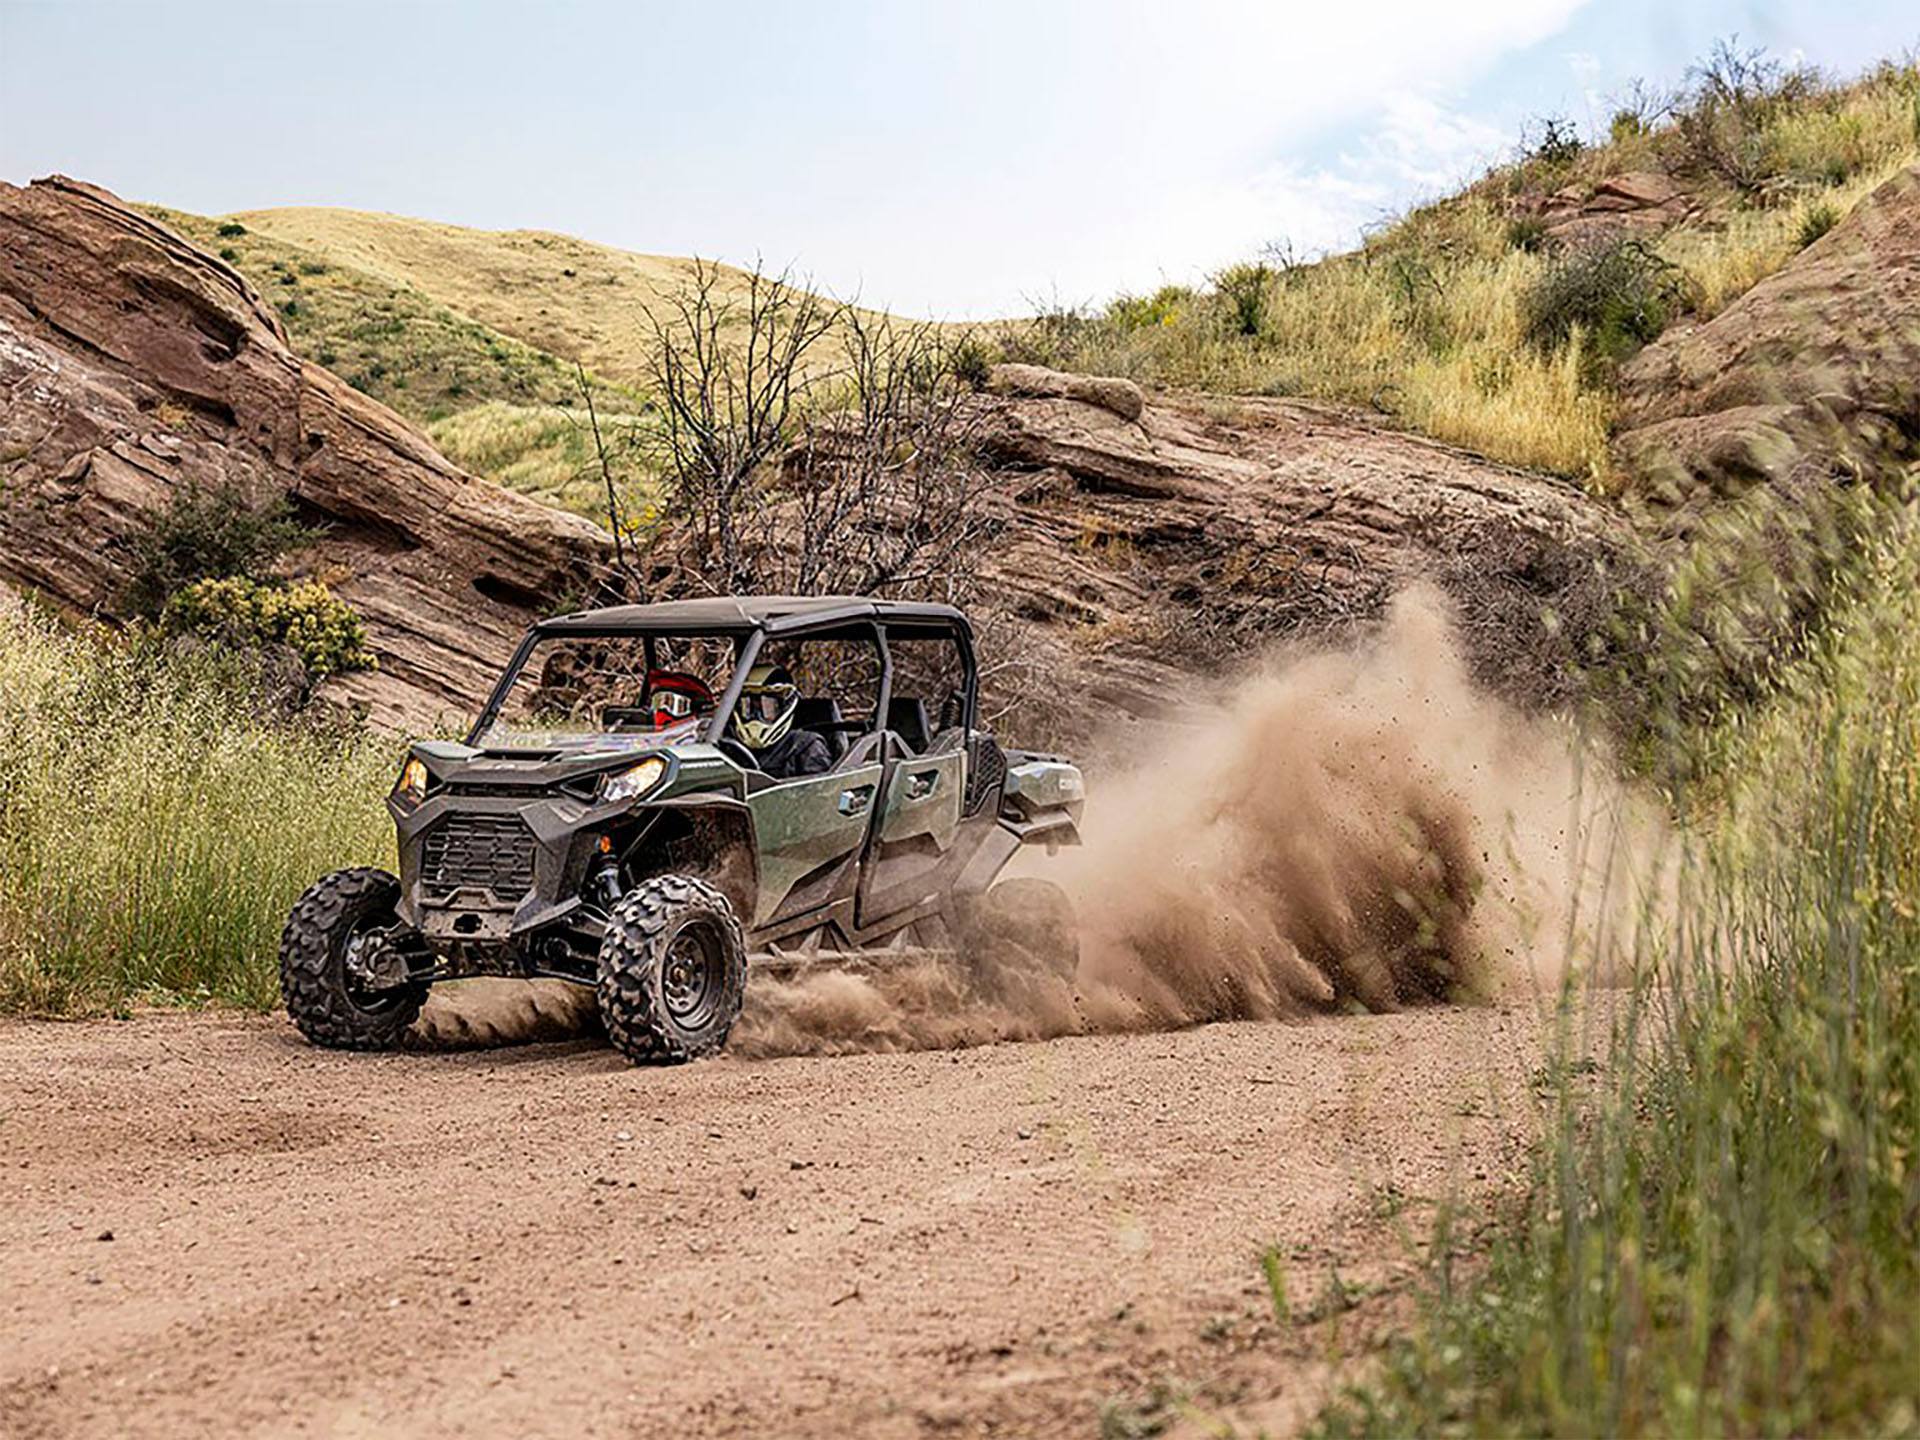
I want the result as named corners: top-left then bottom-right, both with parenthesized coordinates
top-left (466, 624), bottom-right (772, 752)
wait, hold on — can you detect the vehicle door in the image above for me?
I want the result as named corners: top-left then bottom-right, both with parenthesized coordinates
top-left (741, 631), bottom-right (886, 928)
top-left (856, 627), bottom-right (970, 927)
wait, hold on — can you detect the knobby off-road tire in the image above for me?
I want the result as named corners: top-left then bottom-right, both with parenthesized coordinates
top-left (597, 875), bottom-right (748, 1065)
top-left (280, 867), bottom-right (429, 1050)
top-left (970, 877), bottom-right (1080, 981)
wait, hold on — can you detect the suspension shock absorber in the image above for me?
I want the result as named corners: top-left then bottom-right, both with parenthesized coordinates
top-left (589, 834), bottom-right (625, 910)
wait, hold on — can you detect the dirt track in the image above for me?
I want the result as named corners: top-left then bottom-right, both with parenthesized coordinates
top-left (0, 999), bottom-right (1553, 1438)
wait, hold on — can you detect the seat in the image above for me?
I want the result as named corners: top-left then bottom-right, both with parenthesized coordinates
top-left (794, 697), bottom-right (847, 760)
top-left (885, 696), bottom-right (932, 754)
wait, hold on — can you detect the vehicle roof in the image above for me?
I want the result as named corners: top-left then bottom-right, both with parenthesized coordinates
top-left (534, 595), bottom-right (970, 638)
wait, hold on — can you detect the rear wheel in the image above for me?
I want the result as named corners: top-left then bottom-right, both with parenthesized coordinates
top-left (968, 877), bottom-right (1080, 981)
top-left (280, 868), bottom-right (429, 1049)
top-left (597, 875), bottom-right (748, 1064)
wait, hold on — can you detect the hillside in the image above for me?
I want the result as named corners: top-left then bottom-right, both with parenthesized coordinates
top-left (1027, 51), bottom-right (1920, 486)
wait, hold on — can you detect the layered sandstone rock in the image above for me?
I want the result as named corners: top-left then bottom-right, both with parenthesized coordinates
top-left (973, 368), bottom-right (1633, 738)
top-left (1612, 162), bottom-right (1920, 523)
top-left (0, 176), bottom-right (610, 730)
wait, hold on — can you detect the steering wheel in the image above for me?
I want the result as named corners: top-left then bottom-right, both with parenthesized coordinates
top-left (717, 737), bottom-right (759, 770)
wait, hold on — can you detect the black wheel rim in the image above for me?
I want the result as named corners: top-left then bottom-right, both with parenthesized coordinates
top-left (341, 921), bottom-right (411, 1016)
top-left (660, 921), bottom-right (725, 1033)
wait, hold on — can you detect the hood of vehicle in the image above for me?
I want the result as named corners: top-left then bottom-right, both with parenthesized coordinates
top-left (408, 738), bottom-right (745, 796)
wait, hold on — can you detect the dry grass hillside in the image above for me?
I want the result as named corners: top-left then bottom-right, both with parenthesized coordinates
top-left (226, 207), bottom-right (747, 390)
top-left (1026, 49), bottom-right (1920, 485)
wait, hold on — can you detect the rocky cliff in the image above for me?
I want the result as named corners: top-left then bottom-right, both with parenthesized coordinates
top-left (0, 177), bottom-right (610, 730)
top-left (973, 368), bottom-right (1633, 740)
top-left (1613, 162), bottom-right (1920, 523)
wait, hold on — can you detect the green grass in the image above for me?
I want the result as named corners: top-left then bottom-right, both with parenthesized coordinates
top-left (0, 604), bottom-right (395, 1015)
top-left (145, 205), bottom-right (591, 425)
top-left (425, 399), bottom-right (657, 522)
top-left (1313, 502), bottom-right (1920, 1436)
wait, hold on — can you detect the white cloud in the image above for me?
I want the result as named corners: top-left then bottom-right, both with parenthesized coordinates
top-left (772, 0), bottom-right (1592, 314)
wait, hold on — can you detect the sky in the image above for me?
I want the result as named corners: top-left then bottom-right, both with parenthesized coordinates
top-left (1, 1), bottom-right (1915, 318)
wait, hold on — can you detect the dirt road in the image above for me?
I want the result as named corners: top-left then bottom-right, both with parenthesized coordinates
top-left (0, 999), bottom-right (1553, 1438)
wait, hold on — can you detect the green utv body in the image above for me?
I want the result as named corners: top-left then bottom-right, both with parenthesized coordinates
top-left (280, 596), bottom-right (1085, 1063)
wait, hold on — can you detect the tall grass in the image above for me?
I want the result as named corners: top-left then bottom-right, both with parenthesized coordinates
top-left (1314, 507), bottom-right (1920, 1435)
top-left (0, 606), bottom-right (394, 1015)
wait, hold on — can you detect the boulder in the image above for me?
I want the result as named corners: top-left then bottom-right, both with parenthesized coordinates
top-left (1525, 169), bottom-right (1694, 246)
top-left (987, 363), bottom-right (1145, 422)
top-left (0, 177), bottom-right (611, 730)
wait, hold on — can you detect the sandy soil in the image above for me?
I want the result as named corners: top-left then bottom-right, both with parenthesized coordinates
top-left (0, 1001), bottom-right (1554, 1439)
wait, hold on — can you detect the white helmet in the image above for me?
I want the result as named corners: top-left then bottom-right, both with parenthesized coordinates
top-left (729, 664), bottom-right (799, 750)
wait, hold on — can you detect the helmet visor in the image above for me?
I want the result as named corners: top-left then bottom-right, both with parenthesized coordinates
top-left (739, 691), bottom-right (789, 725)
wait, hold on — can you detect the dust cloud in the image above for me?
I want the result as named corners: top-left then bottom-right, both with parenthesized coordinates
top-left (731, 587), bottom-right (1650, 1058)
top-left (417, 588), bottom-right (1651, 1058)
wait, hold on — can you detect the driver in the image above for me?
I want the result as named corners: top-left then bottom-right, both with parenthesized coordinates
top-left (728, 664), bottom-right (831, 779)
top-left (644, 669), bottom-right (713, 730)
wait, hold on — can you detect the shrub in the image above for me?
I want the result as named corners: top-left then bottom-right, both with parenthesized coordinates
top-left (1528, 115), bottom-right (1585, 168)
top-left (0, 604), bottom-right (392, 1015)
top-left (1505, 214), bottom-right (1549, 253)
top-left (1796, 200), bottom-right (1839, 248)
top-left (1212, 263), bottom-right (1272, 336)
top-left (1107, 285), bottom-right (1193, 332)
top-left (215, 221), bottom-right (246, 238)
top-left (1522, 237), bottom-right (1689, 370)
top-left (1675, 38), bottom-right (1821, 195)
top-left (122, 478), bottom-right (316, 618)
top-left (162, 576), bottom-right (375, 679)
top-left (947, 330), bottom-right (994, 390)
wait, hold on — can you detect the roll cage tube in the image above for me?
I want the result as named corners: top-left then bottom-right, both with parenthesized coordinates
top-left (462, 611), bottom-right (966, 750)
top-left (704, 620), bottom-right (894, 749)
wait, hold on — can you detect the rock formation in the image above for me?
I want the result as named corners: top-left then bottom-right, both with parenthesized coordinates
top-left (1612, 162), bottom-right (1920, 524)
top-left (972, 369), bottom-right (1633, 741)
top-left (1519, 170), bottom-right (1695, 247)
top-left (0, 176), bottom-right (610, 730)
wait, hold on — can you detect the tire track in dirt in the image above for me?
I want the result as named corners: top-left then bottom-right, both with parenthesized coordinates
top-left (1, 1004), bottom-right (1554, 1438)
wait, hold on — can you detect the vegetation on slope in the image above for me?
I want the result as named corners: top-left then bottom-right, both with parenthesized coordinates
top-left (148, 205), bottom-right (586, 424)
top-left (0, 603), bottom-right (392, 1015)
top-left (1019, 48), bottom-right (1920, 482)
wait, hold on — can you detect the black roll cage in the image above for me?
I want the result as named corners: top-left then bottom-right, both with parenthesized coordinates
top-left (465, 609), bottom-right (980, 750)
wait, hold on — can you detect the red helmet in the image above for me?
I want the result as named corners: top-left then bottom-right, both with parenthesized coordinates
top-left (646, 669), bottom-right (714, 729)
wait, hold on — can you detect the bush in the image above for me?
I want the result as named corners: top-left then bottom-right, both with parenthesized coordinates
top-left (1528, 114), bottom-right (1585, 168)
top-left (1675, 38), bottom-right (1821, 194)
top-left (1523, 237), bottom-right (1689, 370)
top-left (162, 576), bottom-right (375, 679)
top-left (1212, 263), bottom-right (1272, 337)
top-left (122, 478), bottom-right (316, 618)
top-left (215, 221), bottom-right (246, 238)
top-left (1504, 214), bottom-right (1549, 253)
top-left (0, 604), bottom-right (393, 1015)
top-left (1106, 285), bottom-right (1193, 332)
top-left (1796, 200), bottom-right (1839, 248)
top-left (947, 330), bottom-right (994, 390)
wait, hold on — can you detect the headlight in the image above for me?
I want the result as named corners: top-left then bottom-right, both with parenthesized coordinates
top-left (600, 756), bottom-right (667, 804)
top-left (393, 756), bottom-right (429, 806)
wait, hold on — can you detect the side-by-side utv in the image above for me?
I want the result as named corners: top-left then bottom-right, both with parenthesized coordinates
top-left (280, 597), bottom-right (1085, 1063)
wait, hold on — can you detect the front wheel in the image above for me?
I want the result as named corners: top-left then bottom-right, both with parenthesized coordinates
top-left (597, 875), bottom-right (748, 1064)
top-left (280, 867), bottom-right (430, 1049)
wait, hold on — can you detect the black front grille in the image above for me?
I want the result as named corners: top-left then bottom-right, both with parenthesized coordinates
top-left (420, 814), bottom-right (536, 899)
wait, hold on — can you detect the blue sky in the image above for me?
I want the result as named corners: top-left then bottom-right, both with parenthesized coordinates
top-left (1, 1), bottom-right (1914, 317)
